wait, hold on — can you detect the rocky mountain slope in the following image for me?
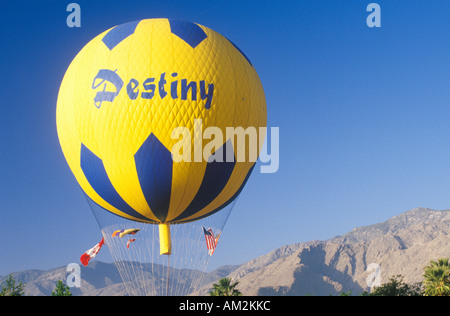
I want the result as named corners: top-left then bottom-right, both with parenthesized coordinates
top-left (213, 207), bottom-right (450, 296)
top-left (3, 207), bottom-right (450, 296)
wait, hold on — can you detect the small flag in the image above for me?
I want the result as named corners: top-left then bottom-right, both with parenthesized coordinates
top-left (80, 237), bottom-right (105, 266)
top-left (111, 228), bottom-right (140, 238)
top-left (202, 227), bottom-right (220, 256)
top-left (127, 239), bottom-right (136, 249)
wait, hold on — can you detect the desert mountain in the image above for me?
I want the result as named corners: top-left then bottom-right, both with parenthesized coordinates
top-left (211, 207), bottom-right (450, 295)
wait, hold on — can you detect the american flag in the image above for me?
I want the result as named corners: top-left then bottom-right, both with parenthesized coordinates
top-left (202, 227), bottom-right (220, 256)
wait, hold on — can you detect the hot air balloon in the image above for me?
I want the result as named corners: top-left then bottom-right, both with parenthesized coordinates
top-left (57, 18), bottom-right (266, 295)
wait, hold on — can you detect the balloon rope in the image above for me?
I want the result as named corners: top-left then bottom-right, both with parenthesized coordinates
top-left (166, 255), bottom-right (170, 296)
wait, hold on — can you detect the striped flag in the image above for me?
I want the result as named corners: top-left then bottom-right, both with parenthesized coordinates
top-left (202, 227), bottom-right (220, 256)
top-left (111, 228), bottom-right (140, 238)
top-left (80, 237), bottom-right (105, 266)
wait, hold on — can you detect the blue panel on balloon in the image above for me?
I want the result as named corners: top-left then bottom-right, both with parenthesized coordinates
top-left (169, 19), bottom-right (207, 48)
top-left (193, 163), bottom-right (256, 222)
top-left (102, 20), bottom-right (140, 50)
top-left (134, 133), bottom-right (173, 222)
top-left (174, 140), bottom-right (236, 222)
top-left (80, 143), bottom-right (148, 221)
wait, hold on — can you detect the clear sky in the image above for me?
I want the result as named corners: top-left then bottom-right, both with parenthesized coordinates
top-left (1, 0), bottom-right (450, 276)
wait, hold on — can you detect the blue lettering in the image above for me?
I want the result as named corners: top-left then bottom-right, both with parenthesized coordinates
top-left (159, 73), bottom-right (167, 99)
top-left (141, 78), bottom-right (155, 99)
top-left (171, 73), bottom-right (178, 99)
top-left (92, 69), bottom-right (214, 110)
top-left (126, 78), bottom-right (139, 100)
top-left (92, 69), bottom-right (123, 108)
top-left (200, 80), bottom-right (214, 109)
top-left (181, 79), bottom-right (197, 101)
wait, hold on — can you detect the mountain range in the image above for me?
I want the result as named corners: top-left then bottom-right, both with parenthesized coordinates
top-left (3, 207), bottom-right (450, 296)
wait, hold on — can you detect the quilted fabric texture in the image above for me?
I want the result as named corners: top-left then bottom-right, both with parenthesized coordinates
top-left (57, 18), bottom-right (267, 225)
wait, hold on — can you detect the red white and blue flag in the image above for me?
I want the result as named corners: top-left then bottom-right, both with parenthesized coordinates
top-left (202, 227), bottom-right (220, 256)
top-left (80, 237), bottom-right (105, 266)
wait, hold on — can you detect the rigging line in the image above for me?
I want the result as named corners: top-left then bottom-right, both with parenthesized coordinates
top-left (179, 226), bottom-right (195, 295)
top-left (137, 225), bottom-right (148, 295)
top-left (166, 255), bottom-right (170, 296)
top-left (174, 225), bottom-right (187, 295)
top-left (176, 224), bottom-right (195, 295)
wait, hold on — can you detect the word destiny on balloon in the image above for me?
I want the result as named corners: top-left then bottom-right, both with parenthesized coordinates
top-left (91, 68), bottom-right (215, 110)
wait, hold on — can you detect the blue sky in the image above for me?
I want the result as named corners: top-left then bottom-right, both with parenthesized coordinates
top-left (1, 0), bottom-right (450, 276)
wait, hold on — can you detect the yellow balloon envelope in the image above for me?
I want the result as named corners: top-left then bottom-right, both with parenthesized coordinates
top-left (57, 19), bottom-right (266, 255)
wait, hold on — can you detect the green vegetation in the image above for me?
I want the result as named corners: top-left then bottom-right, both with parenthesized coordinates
top-left (422, 258), bottom-right (450, 296)
top-left (340, 257), bottom-right (450, 296)
top-left (209, 277), bottom-right (242, 296)
top-left (0, 276), bottom-right (72, 296)
top-left (362, 275), bottom-right (422, 296)
top-left (51, 280), bottom-right (72, 296)
top-left (0, 274), bottom-right (26, 296)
